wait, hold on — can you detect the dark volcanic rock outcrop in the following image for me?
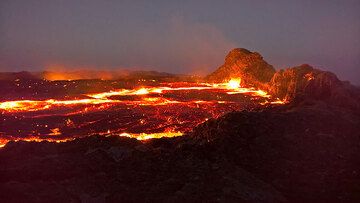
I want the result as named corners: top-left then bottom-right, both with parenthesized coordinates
top-left (268, 64), bottom-right (334, 100)
top-left (206, 48), bottom-right (276, 88)
top-left (268, 64), bottom-right (360, 111)
top-left (206, 48), bottom-right (360, 111)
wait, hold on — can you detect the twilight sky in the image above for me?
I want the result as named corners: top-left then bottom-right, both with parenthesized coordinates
top-left (0, 0), bottom-right (359, 84)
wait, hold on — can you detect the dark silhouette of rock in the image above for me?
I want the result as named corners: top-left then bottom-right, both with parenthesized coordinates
top-left (190, 101), bottom-right (360, 201)
top-left (0, 135), bottom-right (286, 202)
top-left (268, 64), bottom-right (360, 111)
top-left (206, 48), bottom-right (276, 88)
top-left (1, 100), bottom-right (359, 202)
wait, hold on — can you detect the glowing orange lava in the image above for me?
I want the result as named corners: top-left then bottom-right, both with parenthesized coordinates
top-left (226, 78), bottom-right (241, 89)
top-left (0, 79), bottom-right (272, 112)
top-left (118, 132), bottom-right (183, 140)
top-left (0, 78), bottom-right (286, 147)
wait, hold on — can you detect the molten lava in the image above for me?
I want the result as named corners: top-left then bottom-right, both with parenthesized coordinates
top-left (0, 78), bottom-right (285, 146)
top-left (118, 132), bottom-right (183, 140)
top-left (226, 78), bottom-right (241, 89)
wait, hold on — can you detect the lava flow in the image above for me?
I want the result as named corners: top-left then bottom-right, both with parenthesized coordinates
top-left (0, 78), bottom-right (284, 146)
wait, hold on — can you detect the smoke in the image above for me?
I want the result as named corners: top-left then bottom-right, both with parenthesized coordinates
top-left (1, 8), bottom-right (236, 76)
top-left (43, 64), bottom-right (132, 80)
top-left (125, 15), bottom-right (236, 75)
top-left (41, 16), bottom-right (236, 76)
top-left (43, 70), bottom-right (124, 81)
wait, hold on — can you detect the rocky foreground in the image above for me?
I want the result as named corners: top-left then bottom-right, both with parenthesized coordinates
top-left (0, 100), bottom-right (359, 202)
top-left (0, 48), bottom-right (359, 202)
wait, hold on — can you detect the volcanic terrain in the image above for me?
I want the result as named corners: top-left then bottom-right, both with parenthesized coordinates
top-left (0, 48), bottom-right (359, 202)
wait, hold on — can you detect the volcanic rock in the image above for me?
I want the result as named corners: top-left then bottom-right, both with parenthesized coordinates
top-left (0, 135), bottom-right (286, 202)
top-left (1, 48), bottom-right (360, 202)
top-left (268, 64), bottom-right (360, 111)
top-left (190, 101), bottom-right (360, 201)
top-left (206, 48), bottom-right (276, 88)
top-left (1, 100), bottom-right (359, 202)
top-left (206, 48), bottom-right (360, 112)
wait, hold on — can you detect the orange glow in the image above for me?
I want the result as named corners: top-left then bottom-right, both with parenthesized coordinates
top-left (226, 78), bottom-right (241, 89)
top-left (0, 78), bottom-right (285, 146)
top-left (0, 137), bottom-right (75, 148)
top-left (49, 128), bottom-right (61, 136)
top-left (43, 67), bottom-right (126, 80)
top-left (119, 132), bottom-right (183, 140)
top-left (260, 98), bottom-right (287, 105)
top-left (0, 79), bottom-right (273, 112)
top-left (0, 99), bottom-right (120, 112)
